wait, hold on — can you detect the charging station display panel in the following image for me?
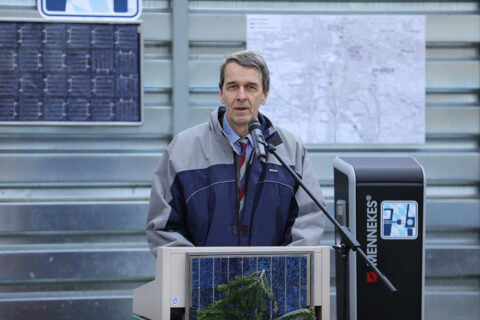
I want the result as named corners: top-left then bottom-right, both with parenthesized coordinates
top-left (381, 201), bottom-right (418, 239)
top-left (356, 185), bottom-right (424, 320)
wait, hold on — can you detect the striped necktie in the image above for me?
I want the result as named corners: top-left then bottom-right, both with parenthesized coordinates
top-left (238, 138), bottom-right (248, 214)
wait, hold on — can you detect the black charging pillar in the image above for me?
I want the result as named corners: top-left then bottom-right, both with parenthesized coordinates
top-left (334, 157), bottom-right (425, 320)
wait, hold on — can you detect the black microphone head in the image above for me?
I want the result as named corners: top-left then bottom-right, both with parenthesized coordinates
top-left (248, 119), bottom-right (262, 133)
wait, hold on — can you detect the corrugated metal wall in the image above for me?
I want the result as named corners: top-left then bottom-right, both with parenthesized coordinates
top-left (0, 1), bottom-right (479, 319)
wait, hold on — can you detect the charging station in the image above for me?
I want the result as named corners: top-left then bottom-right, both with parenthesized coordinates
top-left (333, 156), bottom-right (425, 320)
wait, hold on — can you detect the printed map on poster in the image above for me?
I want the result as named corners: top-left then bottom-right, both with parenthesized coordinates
top-left (247, 15), bottom-right (425, 144)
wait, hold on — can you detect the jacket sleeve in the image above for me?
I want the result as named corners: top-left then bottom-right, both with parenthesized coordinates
top-left (145, 145), bottom-right (194, 257)
top-left (288, 147), bottom-right (326, 246)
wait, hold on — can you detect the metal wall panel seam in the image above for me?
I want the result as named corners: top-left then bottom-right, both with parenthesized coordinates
top-left (172, 0), bottom-right (190, 136)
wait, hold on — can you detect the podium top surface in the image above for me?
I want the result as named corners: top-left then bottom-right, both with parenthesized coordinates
top-left (334, 156), bottom-right (424, 184)
top-left (156, 245), bottom-right (329, 255)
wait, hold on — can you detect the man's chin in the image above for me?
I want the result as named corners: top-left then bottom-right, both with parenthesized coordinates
top-left (234, 115), bottom-right (252, 126)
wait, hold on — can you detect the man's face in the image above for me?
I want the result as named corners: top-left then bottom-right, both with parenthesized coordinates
top-left (220, 62), bottom-right (269, 137)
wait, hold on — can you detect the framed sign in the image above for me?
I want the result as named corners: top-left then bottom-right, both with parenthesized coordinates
top-left (38, 0), bottom-right (142, 20)
top-left (0, 19), bottom-right (143, 125)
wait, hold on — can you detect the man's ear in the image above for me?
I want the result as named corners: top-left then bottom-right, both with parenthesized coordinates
top-left (262, 91), bottom-right (269, 105)
top-left (219, 90), bottom-right (225, 104)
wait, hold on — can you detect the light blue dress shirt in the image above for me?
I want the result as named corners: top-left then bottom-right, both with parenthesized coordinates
top-left (222, 114), bottom-right (253, 163)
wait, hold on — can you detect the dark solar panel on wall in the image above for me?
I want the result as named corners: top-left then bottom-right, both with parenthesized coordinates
top-left (0, 21), bottom-right (141, 123)
top-left (188, 253), bottom-right (311, 320)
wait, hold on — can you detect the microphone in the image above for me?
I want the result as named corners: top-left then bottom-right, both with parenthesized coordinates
top-left (248, 119), bottom-right (267, 164)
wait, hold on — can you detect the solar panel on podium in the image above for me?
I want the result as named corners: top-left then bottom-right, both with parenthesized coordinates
top-left (187, 253), bottom-right (312, 320)
top-left (0, 21), bottom-right (141, 123)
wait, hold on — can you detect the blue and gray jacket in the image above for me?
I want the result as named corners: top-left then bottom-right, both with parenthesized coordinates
top-left (146, 107), bottom-right (326, 256)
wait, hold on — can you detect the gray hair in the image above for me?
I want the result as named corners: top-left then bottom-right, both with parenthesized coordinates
top-left (219, 50), bottom-right (270, 94)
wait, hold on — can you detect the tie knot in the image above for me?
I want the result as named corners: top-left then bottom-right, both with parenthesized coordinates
top-left (238, 138), bottom-right (248, 150)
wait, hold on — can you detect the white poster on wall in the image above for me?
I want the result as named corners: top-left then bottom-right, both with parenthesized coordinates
top-left (247, 15), bottom-right (425, 144)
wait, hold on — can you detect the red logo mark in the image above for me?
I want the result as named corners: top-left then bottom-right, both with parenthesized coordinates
top-left (367, 271), bottom-right (378, 283)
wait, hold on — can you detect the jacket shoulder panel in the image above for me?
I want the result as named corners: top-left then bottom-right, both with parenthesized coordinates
top-left (167, 122), bottom-right (234, 174)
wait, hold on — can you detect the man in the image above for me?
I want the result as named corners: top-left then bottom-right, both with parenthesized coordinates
top-left (146, 50), bottom-right (325, 256)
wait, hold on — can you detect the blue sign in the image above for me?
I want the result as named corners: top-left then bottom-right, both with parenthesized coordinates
top-left (381, 201), bottom-right (418, 240)
top-left (38, 0), bottom-right (142, 20)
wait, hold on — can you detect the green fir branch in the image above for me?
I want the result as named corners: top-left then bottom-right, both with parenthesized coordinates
top-left (198, 270), bottom-right (276, 320)
top-left (197, 269), bottom-right (314, 320)
top-left (276, 307), bottom-right (316, 320)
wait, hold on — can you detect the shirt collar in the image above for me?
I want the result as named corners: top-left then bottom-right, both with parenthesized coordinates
top-left (222, 114), bottom-right (253, 146)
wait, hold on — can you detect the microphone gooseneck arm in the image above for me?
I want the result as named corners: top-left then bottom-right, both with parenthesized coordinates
top-left (266, 142), bottom-right (397, 294)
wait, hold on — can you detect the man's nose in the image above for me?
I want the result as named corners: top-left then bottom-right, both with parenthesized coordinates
top-left (237, 87), bottom-right (247, 101)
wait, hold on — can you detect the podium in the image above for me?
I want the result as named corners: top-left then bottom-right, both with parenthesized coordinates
top-left (133, 246), bottom-right (330, 320)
